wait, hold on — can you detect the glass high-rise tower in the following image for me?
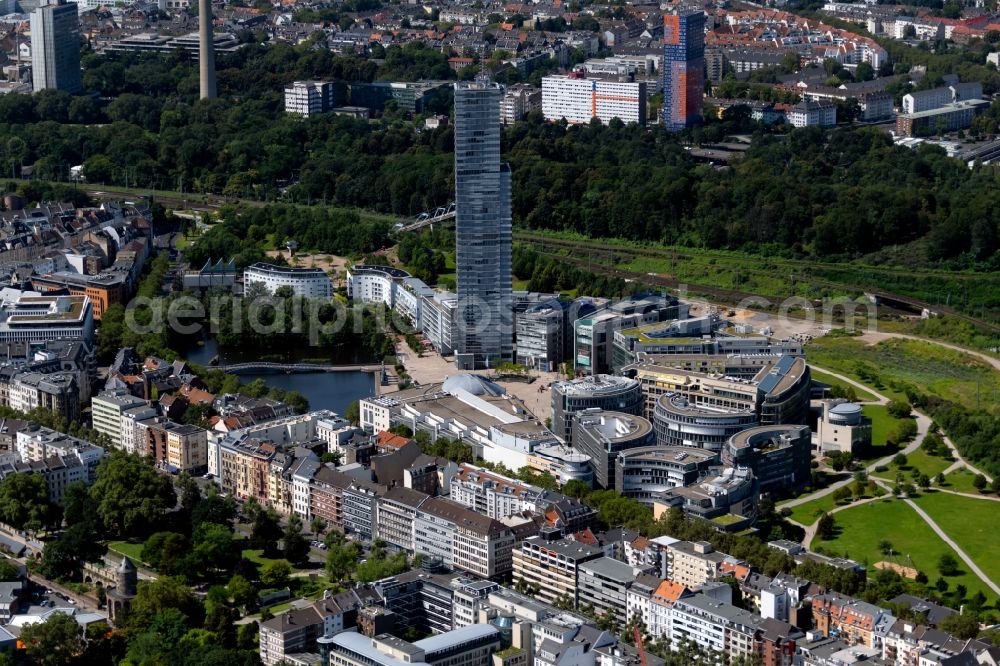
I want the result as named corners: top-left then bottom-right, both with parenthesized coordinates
top-left (30, 0), bottom-right (82, 94)
top-left (662, 10), bottom-right (705, 131)
top-left (453, 82), bottom-right (513, 370)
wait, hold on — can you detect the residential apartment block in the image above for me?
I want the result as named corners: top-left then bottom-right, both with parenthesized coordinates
top-left (542, 72), bottom-right (647, 125)
top-left (512, 535), bottom-right (603, 606)
top-left (669, 593), bottom-right (763, 664)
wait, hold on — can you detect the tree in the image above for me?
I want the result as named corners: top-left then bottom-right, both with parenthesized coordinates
top-left (918, 474), bottom-right (930, 489)
top-left (892, 453), bottom-right (908, 468)
top-left (61, 481), bottom-right (91, 526)
top-left (129, 578), bottom-right (201, 630)
top-left (878, 540), bottom-right (894, 556)
top-left (816, 513), bottom-right (837, 540)
top-left (189, 522), bottom-right (240, 576)
top-left (887, 400), bottom-right (912, 419)
top-left (355, 552), bottom-right (409, 582)
top-left (142, 532), bottom-right (190, 575)
top-left (250, 507), bottom-right (283, 554)
top-left (939, 612), bottom-right (981, 640)
top-left (259, 559), bottom-right (292, 587)
top-left (227, 574), bottom-right (256, 609)
top-left (563, 479), bottom-right (591, 499)
top-left (190, 493), bottom-right (237, 530)
top-left (0, 558), bottom-right (20, 581)
top-left (0, 473), bottom-right (60, 533)
top-left (345, 400), bottom-right (361, 425)
top-left (19, 611), bottom-right (84, 666)
top-left (856, 62), bottom-right (875, 81)
top-left (283, 515), bottom-right (310, 564)
top-left (325, 537), bottom-right (362, 582)
top-left (39, 522), bottom-right (107, 579)
top-left (972, 474), bottom-right (987, 491)
top-left (89, 451), bottom-right (176, 537)
top-left (938, 553), bottom-right (960, 577)
top-left (832, 486), bottom-right (853, 503)
top-left (177, 473), bottom-right (202, 516)
top-left (310, 516), bottom-right (327, 535)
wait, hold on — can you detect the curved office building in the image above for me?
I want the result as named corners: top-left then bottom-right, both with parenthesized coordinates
top-left (244, 263), bottom-right (332, 298)
top-left (615, 445), bottom-right (718, 504)
top-left (573, 410), bottom-right (655, 489)
top-left (550, 375), bottom-right (643, 445)
top-left (653, 394), bottom-right (758, 451)
top-left (725, 424), bottom-right (811, 493)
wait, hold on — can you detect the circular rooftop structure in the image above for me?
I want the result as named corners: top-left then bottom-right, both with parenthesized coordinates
top-left (827, 401), bottom-right (863, 426)
top-left (442, 374), bottom-right (506, 397)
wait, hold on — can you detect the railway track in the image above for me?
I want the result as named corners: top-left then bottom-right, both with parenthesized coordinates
top-left (76, 185), bottom-right (996, 330)
top-left (520, 233), bottom-right (999, 331)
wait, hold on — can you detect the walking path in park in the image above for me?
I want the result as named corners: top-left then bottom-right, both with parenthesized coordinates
top-left (785, 360), bottom-right (999, 595)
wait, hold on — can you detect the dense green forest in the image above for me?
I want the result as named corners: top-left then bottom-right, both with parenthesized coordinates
top-left (3, 44), bottom-right (1000, 274)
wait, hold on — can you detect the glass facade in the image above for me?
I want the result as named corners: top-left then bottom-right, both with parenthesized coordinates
top-left (662, 11), bottom-right (705, 131)
top-left (454, 83), bottom-right (513, 369)
top-left (30, 1), bottom-right (82, 94)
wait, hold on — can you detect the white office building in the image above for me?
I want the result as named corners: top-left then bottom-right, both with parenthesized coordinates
top-left (284, 80), bottom-right (337, 117)
top-left (30, 0), bottom-right (82, 93)
top-left (92, 389), bottom-right (149, 450)
top-left (244, 263), bottom-right (332, 298)
top-left (0, 291), bottom-right (93, 345)
top-left (346, 265), bottom-right (412, 308)
top-left (542, 73), bottom-right (647, 125)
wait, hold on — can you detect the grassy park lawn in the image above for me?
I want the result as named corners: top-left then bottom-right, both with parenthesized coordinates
top-left (241, 549), bottom-right (297, 569)
top-left (810, 368), bottom-right (878, 402)
top-left (783, 493), bottom-right (841, 526)
top-left (863, 405), bottom-right (901, 448)
top-left (912, 491), bottom-right (1000, 587)
top-left (816, 497), bottom-right (993, 600)
top-left (806, 336), bottom-right (1000, 415)
top-left (941, 468), bottom-right (988, 494)
top-left (107, 540), bottom-right (147, 564)
top-left (886, 449), bottom-right (954, 481)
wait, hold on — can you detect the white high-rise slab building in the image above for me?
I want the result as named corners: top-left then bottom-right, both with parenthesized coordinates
top-left (542, 73), bottom-right (647, 125)
top-left (30, 0), bottom-right (82, 93)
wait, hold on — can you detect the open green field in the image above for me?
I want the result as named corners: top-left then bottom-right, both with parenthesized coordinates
top-left (942, 468), bottom-right (989, 494)
top-left (864, 405), bottom-right (900, 447)
top-left (887, 449), bottom-right (954, 481)
top-left (241, 549), bottom-right (295, 569)
top-left (913, 491), bottom-right (1000, 587)
top-left (810, 368), bottom-right (878, 401)
top-left (806, 336), bottom-right (1000, 414)
top-left (108, 540), bottom-right (147, 565)
top-left (782, 491), bottom-right (850, 526)
top-left (817, 498), bottom-right (993, 600)
top-left (779, 476), bottom-right (886, 526)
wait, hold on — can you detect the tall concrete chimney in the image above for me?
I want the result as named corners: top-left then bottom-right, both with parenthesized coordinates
top-left (198, 0), bottom-right (217, 99)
